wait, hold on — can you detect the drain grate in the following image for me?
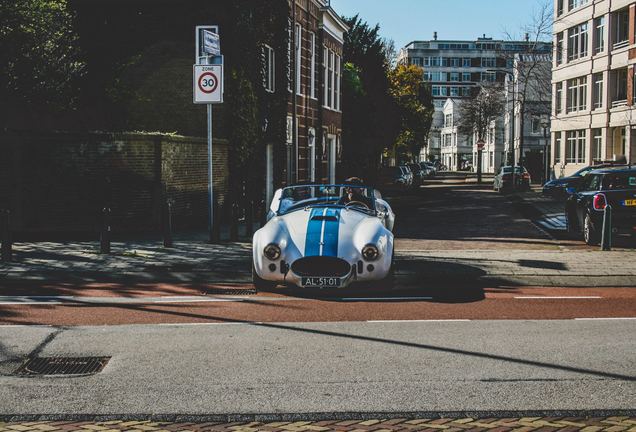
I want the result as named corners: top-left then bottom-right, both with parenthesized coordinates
top-left (205, 288), bottom-right (256, 295)
top-left (14, 356), bottom-right (110, 376)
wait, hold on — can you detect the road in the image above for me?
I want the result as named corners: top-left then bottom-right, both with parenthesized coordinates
top-left (0, 174), bottom-right (635, 418)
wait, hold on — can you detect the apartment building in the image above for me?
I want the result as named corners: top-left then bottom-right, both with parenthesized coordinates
top-left (397, 35), bottom-right (551, 163)
top-left (551, 0), bottom-right (636, 178)
top-left (440, 99), bottom-right (473, 169)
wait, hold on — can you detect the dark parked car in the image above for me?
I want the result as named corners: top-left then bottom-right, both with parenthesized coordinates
top-left (493, 166), bottom-right (531, 192)
top-left (407, 163), bottom-right (425, 186)
top-left (565, 167), bottom-right (636, 245)
top-left (379, 166), bottom-right (409, 191)
top-left (419, 161), bottom-right (436, 178)
top-left (543, 163), bottom-right (627, 199)
top-left (399, 165), bottom-right (414, 188)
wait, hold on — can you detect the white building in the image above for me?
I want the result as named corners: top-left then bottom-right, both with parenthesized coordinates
top-left (551, 0), bottom-right (636, 178)
top-left (440, 99), bottom-right (473, 170)
top-left (472, 118), bottom-right (505, 174)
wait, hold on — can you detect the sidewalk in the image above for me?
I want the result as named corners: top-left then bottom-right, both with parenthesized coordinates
top-left (1, 236), bottom-right (635, 289)
top-left (511, 186), bottom-right (568, 231)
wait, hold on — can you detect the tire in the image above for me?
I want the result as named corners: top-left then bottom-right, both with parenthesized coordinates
top-left (583, 214), bottom-right (599, 246)
top-left (252, 262), bottom-right (277, 292)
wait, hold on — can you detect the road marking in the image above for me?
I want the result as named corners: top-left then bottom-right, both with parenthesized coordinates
top-left (514, 296), bottom-right (603, 299)
top-left (574, 317), bottom-right (636, 321)
top-left (337, 296), bottom-right (434, 301)
top-left (367, 319), bottom-right (470, 323)
top-left (157, 322), bottom-right (245, 326)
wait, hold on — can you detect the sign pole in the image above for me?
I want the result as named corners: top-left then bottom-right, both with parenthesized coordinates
top-left (207, 103), bottom-right (214, 242)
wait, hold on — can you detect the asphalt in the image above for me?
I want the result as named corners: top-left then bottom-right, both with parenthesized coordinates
top-left (0, 320), bottom-right (634, 415)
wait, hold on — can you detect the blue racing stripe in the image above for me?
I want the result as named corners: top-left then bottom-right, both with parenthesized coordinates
top-left (322, 208), bottom-right (340, 257)
top-left (304, 208), bottom-right (324, 256)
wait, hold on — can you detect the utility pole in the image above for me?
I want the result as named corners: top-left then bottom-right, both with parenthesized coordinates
top-left (290, 0), bottom-right (298, 185)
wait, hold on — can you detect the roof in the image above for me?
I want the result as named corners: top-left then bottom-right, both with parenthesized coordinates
top-left (590, 166), bottom-right (636, 175)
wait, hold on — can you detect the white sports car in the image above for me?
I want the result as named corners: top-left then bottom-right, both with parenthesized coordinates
top-left (252, 184), bottom-right (395, 290)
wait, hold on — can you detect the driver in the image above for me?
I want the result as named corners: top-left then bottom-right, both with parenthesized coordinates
top-left (338, 177), bottom-right (372, 208)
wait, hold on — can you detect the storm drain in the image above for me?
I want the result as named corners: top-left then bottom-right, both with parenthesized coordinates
top-left (14, 356), bottom-right (110, 376)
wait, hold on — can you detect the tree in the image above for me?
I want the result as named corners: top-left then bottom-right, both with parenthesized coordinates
top-left (0, 0), bottom-right (85, 130)
top-left (341, 15), bottom-right (400, 184)
top-left (389, 64), bottom-right (434, 163)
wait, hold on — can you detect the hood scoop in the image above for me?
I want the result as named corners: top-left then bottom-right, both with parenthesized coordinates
top-left (310, 215), bottom-right (338, 222)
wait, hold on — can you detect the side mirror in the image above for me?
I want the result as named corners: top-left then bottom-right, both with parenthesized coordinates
top-left (565, 187), bottom-right (577, 195)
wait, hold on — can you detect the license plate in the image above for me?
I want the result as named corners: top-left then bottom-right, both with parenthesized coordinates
top-left (301, 277), bottom-right (342, 288)
top-left (623, 199), bottom-right (636, 206)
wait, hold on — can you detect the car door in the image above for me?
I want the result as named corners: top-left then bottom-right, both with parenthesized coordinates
top-left (573, 174), bottom-right (602, 227)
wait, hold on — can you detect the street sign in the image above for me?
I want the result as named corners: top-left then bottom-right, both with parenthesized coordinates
top-left (202, 30), bottom-right (221, 56)
top-left (477, 140), bottom-right (485, 150)
top-left (194, 64), bottom-right (223, 104)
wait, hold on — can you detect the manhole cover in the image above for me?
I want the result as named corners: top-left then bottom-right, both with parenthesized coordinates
top-left (14, 356), bottom-right (110, 376)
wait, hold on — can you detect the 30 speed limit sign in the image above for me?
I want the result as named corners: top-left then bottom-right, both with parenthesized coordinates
top-left (194, 64), bottom-right (223, 103)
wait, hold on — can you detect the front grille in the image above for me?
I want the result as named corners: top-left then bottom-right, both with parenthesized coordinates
top-left (14, 356), bottom-right (110, 376)
top-left (291, 256), bottom-right (351, 277)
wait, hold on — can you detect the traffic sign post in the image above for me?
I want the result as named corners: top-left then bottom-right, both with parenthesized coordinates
top-left (194, 25), bottom-right (223, 243)
top-left (476, 140), bottom-right (485, 184)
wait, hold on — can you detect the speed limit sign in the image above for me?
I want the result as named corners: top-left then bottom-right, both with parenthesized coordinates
top-left (194, 64), bottom-right (223, 103)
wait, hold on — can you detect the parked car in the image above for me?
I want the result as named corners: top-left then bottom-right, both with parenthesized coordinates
top-left (419, 161), bottom-right (436, 178)
top-left (399, 165), bottom-right (414, 188)
top-left (565, 167), bottom-right (636, 245)
top-left (379, 166), bottom-right (409, 192)
top-left (407, 163), bottom-right (425, 186)
top-left (543, 162), bottom-right (627, 199)
top-left (253, 184), bottom-right (395, 290)
top-left (493, 166), bottom-right (531, 192)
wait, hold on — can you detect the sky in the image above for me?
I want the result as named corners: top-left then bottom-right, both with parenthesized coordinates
top-left (329, 0), bottom-right (549, 49)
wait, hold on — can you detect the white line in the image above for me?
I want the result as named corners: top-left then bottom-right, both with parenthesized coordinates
top-left (157, 322), bottom-right (245, 326)
top-left (367, 319), bottom-right (471, 323)
top-left (0, 302), bottom-right (63, 305)
top-left (574, 317), bottom-right (636, 321)
top-left (338, 296), bottom-right (434, 301)
top-left (152, 298), bottom-right (242, 303)
top-left (514, 296), bottom-right (603, 299)
top-left (319, 207), bottom-right (328, 256)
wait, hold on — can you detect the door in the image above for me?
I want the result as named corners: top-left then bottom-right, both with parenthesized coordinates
top-left (328, 134), bottom-right (336, 184)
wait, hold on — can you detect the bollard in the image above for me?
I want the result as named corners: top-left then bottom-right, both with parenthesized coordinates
top-left (162, 200), bottom-right (173, 248)
top-left (229, 203), bottom-right (239, 242)
top-left (1, 209), bottom-right (12, 262)
top-left (245, 200), bottom-right (254, 238)
top-left (601, 204), bottom-right (612, 251)
top-left (211, 199), bottom-right (221, 243)
top-left (100, 207), bottom-right (112, 254)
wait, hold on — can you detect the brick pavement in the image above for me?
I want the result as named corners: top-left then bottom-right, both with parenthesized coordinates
top-left (1, 417), bottom-right (636, 432)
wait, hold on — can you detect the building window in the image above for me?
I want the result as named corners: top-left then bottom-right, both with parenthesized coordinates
top-left (556, 32), bottom-right (564, 65)
top-left (462, 72), bottom-right (471, 82)
top-left (450, 72), bottom-right (460, 82)
top-left (568, 22), bottom-right (588, 61)
top-left (462, 58), bottom-right (471, 67)
top-left (566, 76), bottom-right (587, 113)
top-left (295, 24), bottom-right (302, 95)
top-left (594, 16), bottom-right (605, 54)
top-left (568, 0), bottom-right (589, 11)
top-left (555, 132), bottom-right (562, 163)
top-left (450, 87), bottom-right (459, 97)
top-left (556, 82), bottom-right (563, 114)
top-left (613, 9), bottom-right (629, 49)
top-left (480, 72), bottom-right (496, 82)
top-left (531, 117), bottom-right (541, 134)
top-left (432, 86), bottom-right (440, 96)
top-left (612, 68), bottom-right (628, 106)
top-left (445, 114), bottom-right (453, 127)
top-left (323, 48), bottom-right (340, 111)
top-left (440, 86), bottom-right (448, 96)
top-left (557, 0), bottom-right (564, 16)
top-left (335, 54), bottom-right (341, 111)
top-left (310, 32), bottom-right (316, 98)
top-left (592, 73), bottom-right (603, 109)
top-left (566, 130), bottom-right (586, 163)
top-left (481, 57), bottom-right (496, 68)
top-left (592, 129), bottom-right (602, 161)
top-left (461, 87), bottom-right (471, 97)
top-left (262, 45), bottom-right (275, 93)
top-left (410, 57), bottom-right (423, 67)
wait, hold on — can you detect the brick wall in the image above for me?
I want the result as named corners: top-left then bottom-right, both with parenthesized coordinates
top-left (0, 132), bottom-right (228, 235)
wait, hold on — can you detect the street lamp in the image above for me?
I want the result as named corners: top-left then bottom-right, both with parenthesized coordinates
top-left (541, 116), bottom-right (550, 185)
top-left (487, 68), bottom-right (516, 190)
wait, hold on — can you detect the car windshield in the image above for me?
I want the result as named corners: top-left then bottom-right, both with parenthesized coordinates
top-left (573, 166), bottom-right (594, 177)
top-left (277, 185), bottom-right (377, 216)
top-left (501, 167), bottom-right (526, 174)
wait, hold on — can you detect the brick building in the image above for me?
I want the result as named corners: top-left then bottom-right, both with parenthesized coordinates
top-left (279, 0), bottom-right (348, 199)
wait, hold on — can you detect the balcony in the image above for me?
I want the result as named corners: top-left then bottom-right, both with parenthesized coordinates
top-left (612, 99), bottom-right (628, 108)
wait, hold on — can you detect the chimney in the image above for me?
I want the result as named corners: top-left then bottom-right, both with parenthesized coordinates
top-left (434, 31), bottom-right (437, 41)
top-left (525, 32), bottom-right (529, 42)
top-left (483, 34), bottom-right (486, 39)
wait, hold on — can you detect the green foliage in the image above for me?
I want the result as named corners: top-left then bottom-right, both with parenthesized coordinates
top-left (341, 15), bottom-right (400, 183)
top-left (0, 0), bottom-right (85, 129)
top-left (389, 64), bottom-right (434, 162)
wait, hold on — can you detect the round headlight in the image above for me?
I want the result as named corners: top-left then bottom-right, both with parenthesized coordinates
top-left (362, 244), bottom-right (379, 261)
top-left (263, 243), bottom-right (281, 261)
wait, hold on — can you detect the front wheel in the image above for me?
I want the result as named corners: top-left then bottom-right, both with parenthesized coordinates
top-left (252, 262), bottom-right (277, 292)
top-left (583, 214), bottom-right (599, 245)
